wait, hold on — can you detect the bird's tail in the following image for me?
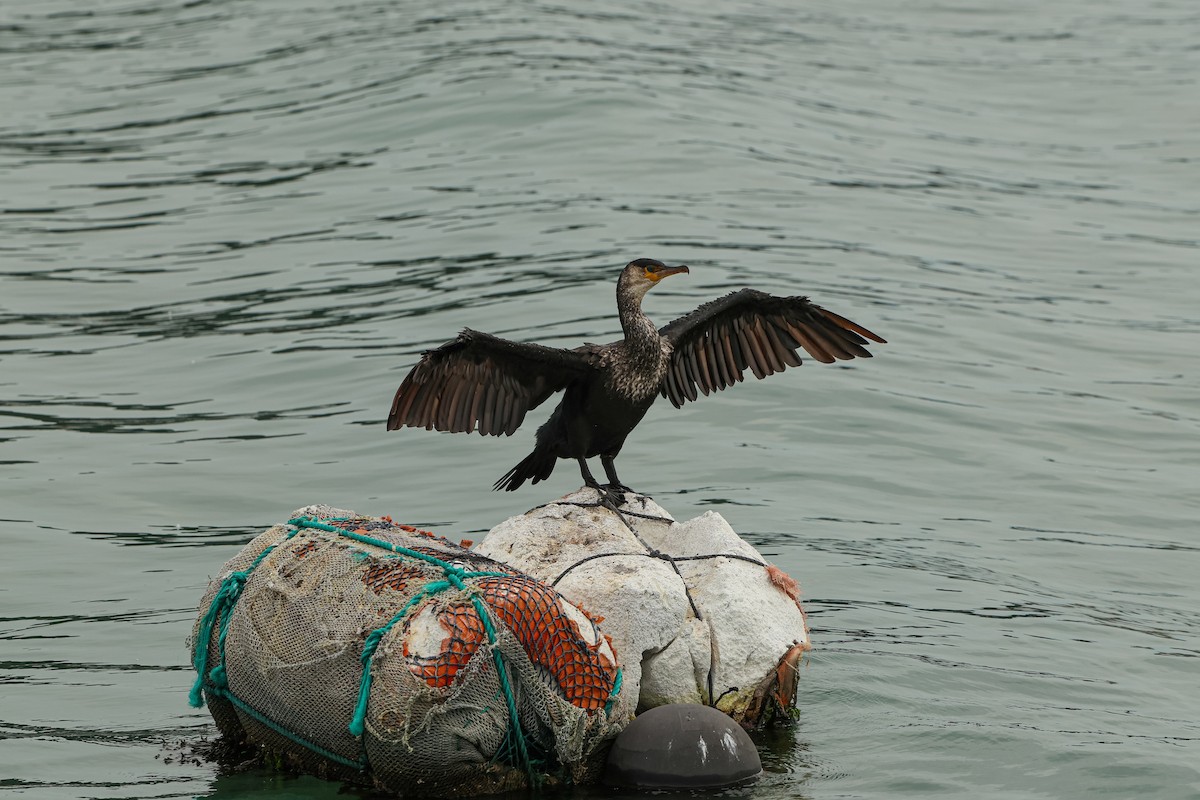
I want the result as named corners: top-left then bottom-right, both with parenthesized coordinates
top-left (494, 448), bottom-right (557, 492)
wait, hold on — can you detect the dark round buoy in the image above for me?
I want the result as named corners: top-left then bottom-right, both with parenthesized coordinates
top-left (604, 704), bottom-right (762, 789)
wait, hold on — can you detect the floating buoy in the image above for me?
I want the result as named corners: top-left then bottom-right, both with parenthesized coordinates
top-left (603, 703), bottom-right (762, 788)
top-left (188, 505), bottom-right (624, 796)
top-left (476, 489), bottom-right (811, 725)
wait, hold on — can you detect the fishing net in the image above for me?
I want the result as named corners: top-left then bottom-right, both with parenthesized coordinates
top-left (187, 505), bottom-right (624, 796)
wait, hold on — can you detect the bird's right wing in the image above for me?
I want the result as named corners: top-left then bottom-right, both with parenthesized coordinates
top-left (386, 328), bottom-right (598, 436)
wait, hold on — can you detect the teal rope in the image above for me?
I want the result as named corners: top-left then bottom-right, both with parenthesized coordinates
top-left (189, 537), bottom-right (291, 708)
top-left (287, 516), bottom-right (515, 582)
top-left (287, 517), bottom-right (454, 571)
top-left (209, 681), bottom-right (367, 770)
top-left (468, 592), bottom-right (535, 784)
top-left (189, 572), bottom-right (241, 707)
top-left (347, 580), bottom-right (450, 737)
top-left (605, 667), bottom-right (624, 716)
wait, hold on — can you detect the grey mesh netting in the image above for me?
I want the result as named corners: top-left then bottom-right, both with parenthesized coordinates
top-left (187, 506), bottom-right (625, 796)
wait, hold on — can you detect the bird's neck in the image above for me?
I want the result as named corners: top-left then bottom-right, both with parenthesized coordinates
top-left (611, 291), bottom-right (668, 399)
top-left (617, 292), bottom-right (661, 355)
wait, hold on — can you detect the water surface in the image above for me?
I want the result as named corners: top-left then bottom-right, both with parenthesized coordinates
top-left (2, 0), bottom-right (1198, 798)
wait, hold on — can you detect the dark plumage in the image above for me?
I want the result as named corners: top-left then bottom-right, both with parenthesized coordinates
top-left (386, 258), bottom-right (886, 497)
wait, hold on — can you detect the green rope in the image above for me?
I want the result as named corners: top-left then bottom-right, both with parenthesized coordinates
top-left (468, 592), bottom-right (536, 785)
top-left (286, 516), bottom-right (457, 572)
top-left (347, 580), bottom-right (450, 737)
top-left (208, 681), bottom-right (367, 771)
top-left (605, 667), bottom-right (624, 716)
top-left (189, 537), bottom-right (291, 708)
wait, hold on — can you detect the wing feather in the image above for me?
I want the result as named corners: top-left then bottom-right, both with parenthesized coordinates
top-left (412, 386), bottom-right (430, 429)
top-left (739, 319), bottom-right (770, 379)
top-left (658, 288), bottom-right (885, 408)
top-left (677, 358), bottom-right (698, 402)
top-left (467, 383), bottom-right (484, 435)
top-left (723, 322), bottom-right (747, 382)
top-left (817, 307), bottom-right (886, 344)
top-left (787, 321), bottom-right (834, 363)
top-left (480, 382), bottom-right (496, 435)
top-left (454, 380), bottom-right (473, 433)
top-left (774, 322), bottom-right (805, 367)
top-left (501, 390), bottom-right (518, 436)
top-left (442, 377), bottom-right (464, 431)
top-left (710, 328), bottom-right (732, 389)
top-left (752, 317), bottom-right (784, 374)
top-left (696, 339), bottom-right (715, 394)
top-left (733, 321), bottom-right (755, 375)
top-left (765, 318), bottom-right (803, 368)
top-left (667, 359), bottom-right (682, 404)
top-left (720, 325), bottom-right (744, 384)
top-left (804, 321), bottom-right (850, 361)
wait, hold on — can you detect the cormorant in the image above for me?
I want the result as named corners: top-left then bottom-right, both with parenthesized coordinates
top-left (386, 259), bottom-right (885, 498)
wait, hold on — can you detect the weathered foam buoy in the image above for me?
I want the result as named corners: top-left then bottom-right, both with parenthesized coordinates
top-left (603, 703), bottom-right (762, 788)
top-left (475, 488), bottom-right (810, 724)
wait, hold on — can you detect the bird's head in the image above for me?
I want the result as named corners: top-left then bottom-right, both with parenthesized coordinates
top-left (618, 258), bottom-right (690, 304)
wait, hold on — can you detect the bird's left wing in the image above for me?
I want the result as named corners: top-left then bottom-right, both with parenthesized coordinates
top-left (657, 289), bottom-right (886, 408)
top-left (387, 328), bottom-right (598, 436)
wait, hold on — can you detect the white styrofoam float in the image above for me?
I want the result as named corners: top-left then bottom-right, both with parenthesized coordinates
top-left (475, 488), bottom-right (810, 726)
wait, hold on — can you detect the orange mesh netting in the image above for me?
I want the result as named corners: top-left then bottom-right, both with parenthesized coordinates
top-left (477, 576), bottom-right (617, 711)
top-left (404, 604), bottom-right (487, 689)
top-left (403, 575), bottom-right (619, 710)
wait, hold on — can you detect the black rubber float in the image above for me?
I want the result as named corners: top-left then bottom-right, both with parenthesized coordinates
top-left (603, 703), bottom-right (762, 789)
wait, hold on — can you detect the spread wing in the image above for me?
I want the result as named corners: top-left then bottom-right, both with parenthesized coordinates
top-left (657, 289), bottom-right (886, 408)
top-left (387, 329), bottom-right (598, 436)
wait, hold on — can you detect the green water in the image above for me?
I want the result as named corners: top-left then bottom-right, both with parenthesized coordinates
top-left (2, 0), bottom-right (1198, 798)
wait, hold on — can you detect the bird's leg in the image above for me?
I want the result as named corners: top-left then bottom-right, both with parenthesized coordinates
top-left (580, 457), bottom-right (625, 507)
top-left (578, 457), bottom-right (603, 492)
top-left (601, 455), bottom-right (634, 494)
top-left (599, 455), bottom-right (633, 506)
